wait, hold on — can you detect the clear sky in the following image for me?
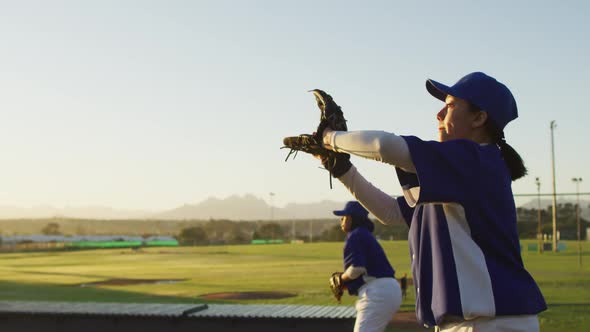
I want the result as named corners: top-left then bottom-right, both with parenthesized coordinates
top-left (0, 0), bottom-right (588, 210)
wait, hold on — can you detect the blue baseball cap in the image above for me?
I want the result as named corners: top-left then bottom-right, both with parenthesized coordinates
top-left (426, 72), bottom-right (518, 131)
top-left (333, 201), bottom-right (369, 217)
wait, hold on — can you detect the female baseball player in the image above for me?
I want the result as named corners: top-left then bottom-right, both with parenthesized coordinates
top-left (332, 200), bottom-right (401, 332)
top-left (318, 72), bottom-right (547, 331)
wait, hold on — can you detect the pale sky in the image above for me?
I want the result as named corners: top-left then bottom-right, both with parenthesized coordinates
top-left (0, 0), bottom-right (588, 210)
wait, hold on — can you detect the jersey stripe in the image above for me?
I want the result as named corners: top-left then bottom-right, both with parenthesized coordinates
top-left (443, 203), bottom-right (495, 319)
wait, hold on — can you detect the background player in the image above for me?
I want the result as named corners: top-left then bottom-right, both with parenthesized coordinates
top-left (331, 200), bottom-right (401, 332)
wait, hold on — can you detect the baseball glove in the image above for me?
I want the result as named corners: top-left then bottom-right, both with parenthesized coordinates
top-left (329, 271), bottom-right (344, 303)
top-left (282, 89), bottom-right (351, 187)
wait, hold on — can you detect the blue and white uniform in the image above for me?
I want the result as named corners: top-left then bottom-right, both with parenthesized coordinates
top-left (343, 226), bottom-right (395, 295)
top-left (325, 129), bottom-right (547, 330)
top-left (338, 215), bottom-right (401, 332)
top-left (396, 136), bottom-right (546, 327)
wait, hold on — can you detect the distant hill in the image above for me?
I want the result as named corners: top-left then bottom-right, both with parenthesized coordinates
top-left (152, 194), bottom-right (271, 220)
top-left (0, 205), bottom-right (150, 220)
top-left (2, 195), bottom-right (585, 222)
top-left (152, 194), bottom-right (348, 220)
top-left (0, 195), bottom-right (350, 221)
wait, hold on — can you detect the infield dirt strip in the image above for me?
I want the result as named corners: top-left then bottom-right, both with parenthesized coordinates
top-left (200, 291), bottom-right (296, 300)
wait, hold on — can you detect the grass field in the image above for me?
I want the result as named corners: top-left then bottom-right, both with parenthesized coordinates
top-left (0, 240), bottom-right (588, 331)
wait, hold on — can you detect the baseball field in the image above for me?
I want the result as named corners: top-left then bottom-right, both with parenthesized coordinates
top-left (0, 240), bottom-right (588, 331)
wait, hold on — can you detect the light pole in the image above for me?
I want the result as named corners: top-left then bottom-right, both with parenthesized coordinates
top-left (269, 192), bottom-right (275, 221)
top-left (572, 177), bottom-right (583, 268)
top-left (550, 120), bottom-right (558, 252)
top-left (536, 177), bottom-right (543, 253)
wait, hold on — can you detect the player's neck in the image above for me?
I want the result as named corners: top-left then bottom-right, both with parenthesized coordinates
top-left (469, 128), bottom-right (493, 145)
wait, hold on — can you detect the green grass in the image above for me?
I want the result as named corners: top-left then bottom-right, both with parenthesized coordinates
top-left (518, 240), bottom-right (590, 331)
top-left (0, 240), bottom-right (589, 331)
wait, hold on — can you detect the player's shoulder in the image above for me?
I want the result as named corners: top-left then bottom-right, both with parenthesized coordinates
top-left (403, 135), bottom-right (482, 147)
top-left (402, 135), bottom-right (483, 154)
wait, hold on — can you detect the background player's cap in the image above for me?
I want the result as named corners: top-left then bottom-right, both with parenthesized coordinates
top-left (333, 201), bottom-right (369, 217)
top-left (426, 72), bottom-right (518, 131)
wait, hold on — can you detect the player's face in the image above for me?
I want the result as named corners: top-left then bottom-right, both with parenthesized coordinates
top-left (436, 95), bottom-right (478, 142)
top-left (340, 216), bottom-right (351, 232)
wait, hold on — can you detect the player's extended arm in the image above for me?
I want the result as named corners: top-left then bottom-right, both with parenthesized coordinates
top-left (321, 130), bottom-right (411, 225)
top-left (338, 165), bottom-right (404, 225)
top-left (323, 130), bottom-right (415, 173)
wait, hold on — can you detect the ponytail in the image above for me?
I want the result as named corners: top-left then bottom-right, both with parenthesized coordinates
top-left (497, 137), bottom-right (527, 181)
top-left (470, 102), bottom-right (527, 181)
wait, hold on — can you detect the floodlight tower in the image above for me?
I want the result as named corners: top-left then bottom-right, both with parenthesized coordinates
top-left (269, 192), bottom-right (275, 221)
top-left (550, 121), bottom-right (558, 252)
top-left (572, 177), bottom-right (583, 267)
top-left (535, 177), bottom-right (543, 253)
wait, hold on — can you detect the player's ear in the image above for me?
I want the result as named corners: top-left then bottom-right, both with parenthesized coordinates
top-left (472, 110), bottom-right (488, 129)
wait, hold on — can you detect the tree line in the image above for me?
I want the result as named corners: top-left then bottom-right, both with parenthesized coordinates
top-left (1, 202), bottom-right (586, 246)
top-left (174, 203), bottom-right (589, 245)
top-left (516, 202), bottom-right (588, 240)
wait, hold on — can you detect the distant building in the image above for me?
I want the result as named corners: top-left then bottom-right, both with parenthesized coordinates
top-left (0, 235), bottom-right (178, 251)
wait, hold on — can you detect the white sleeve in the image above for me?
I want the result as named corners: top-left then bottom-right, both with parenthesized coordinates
top-left (338, 165), bottom-right (404, 225)
top-left (327, 130), bottom-right (416, 173)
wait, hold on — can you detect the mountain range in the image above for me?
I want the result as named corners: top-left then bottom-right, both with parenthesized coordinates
top-left (0, 194), bottom-right (349, 220)
top-left (0, 194), bottom-right (587, 221)
top-left (151, 194), bottom-right (348, 220)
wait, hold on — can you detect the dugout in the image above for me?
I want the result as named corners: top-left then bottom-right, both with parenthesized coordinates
top-left (0, 301), bottom-right (355, 332)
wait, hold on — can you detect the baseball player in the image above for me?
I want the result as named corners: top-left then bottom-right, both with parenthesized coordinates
top-left (317, 72), bottom-right (547, 331)
top-left (331, 200), bottom-right (401, 332)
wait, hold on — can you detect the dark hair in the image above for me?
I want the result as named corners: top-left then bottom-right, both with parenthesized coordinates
top-left (470, 103), bottom-right (527, 181)
top-left (350, 215), bottom-right (374, 233)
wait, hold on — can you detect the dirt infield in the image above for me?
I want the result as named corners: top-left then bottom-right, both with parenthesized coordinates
top-left (79, 278), bottom-right (187, 287)
top-left (200, 291), bottom-right (296, 300)
top-left (388, 311), bottom-right (422, 330)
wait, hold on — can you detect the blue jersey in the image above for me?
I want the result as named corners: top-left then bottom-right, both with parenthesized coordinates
top-left (343, 226), bottom-right (395, 295)
top-left (396, 136), bottom-right (546, 327)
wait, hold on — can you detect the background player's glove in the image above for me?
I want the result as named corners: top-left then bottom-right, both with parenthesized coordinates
top-left (329, 272), bottom-right (344, 303)
top-left (282, 89), bottom-right (349, 187)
